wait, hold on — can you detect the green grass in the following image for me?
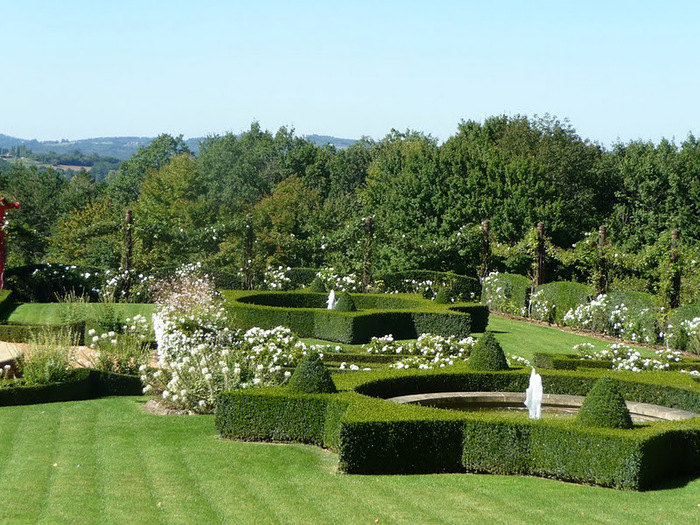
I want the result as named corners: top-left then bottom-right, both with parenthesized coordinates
top-left (481, 314), bottom-right (655, 361)
top-left (2, 303), bottom-right (154, 325)
top-left (0, 396), bottom-right (699, 524)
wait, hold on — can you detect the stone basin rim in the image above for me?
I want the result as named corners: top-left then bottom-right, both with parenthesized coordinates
top-left (387, 391), bottom-right (700, 421)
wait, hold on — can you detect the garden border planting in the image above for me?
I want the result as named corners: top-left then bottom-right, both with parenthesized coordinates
top-left (216, 367), bottom-right (700, 490)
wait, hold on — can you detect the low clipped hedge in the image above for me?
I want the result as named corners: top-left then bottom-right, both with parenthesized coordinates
top-left (378, 270), bottom-right (481, 302)
top-left (533, 352), bottom-right (700, 373)
top-left (0, 321), bottom-right (87, 344)
top-left (223, 291), bottom-right (487, 343)
top-left (216, 367), bottom-right (700, 490)
top-left (0, 368), bottom-right (143, 406)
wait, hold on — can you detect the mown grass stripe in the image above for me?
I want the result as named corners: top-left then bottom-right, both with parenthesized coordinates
top-left (134, 413), bottom-right (222, 524)
top-left (94, 400), bottom-right (164, 524)
top-left (36, 401), bottom-right (101, 523)
top-left (0, 403), bottom-right (60, 523)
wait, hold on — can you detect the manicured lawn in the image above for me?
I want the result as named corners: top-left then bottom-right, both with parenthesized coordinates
top-left (2, 303), bottom-right (154, 325)
top-left (481, 314), bottom-right (654, 361)
top-left (0, 396), bottom-right (698, 524)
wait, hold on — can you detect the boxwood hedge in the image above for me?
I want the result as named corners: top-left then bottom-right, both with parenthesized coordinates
top-left (0, 368), bottom-right (143, 406)
top-left (223, 291), bottom-right (488, 343)
top-left (216, 367), bottom-right (700, 490)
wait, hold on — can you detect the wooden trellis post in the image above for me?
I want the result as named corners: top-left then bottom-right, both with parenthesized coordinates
top-left (120, 209), bottom-right (134, 299)
top-left (481, 219), bottom-right (491, 280)
top-left (535, 222), bottom-right (546, 286)
top-left (362, 216), bottom-right (374, 293)
top-left (597, 225), bottom-right (608, 295)
top-left (670, 229), bottom-right (681, 309)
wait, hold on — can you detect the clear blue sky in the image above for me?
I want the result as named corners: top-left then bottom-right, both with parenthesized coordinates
top-left (2, 0), bottom-right (698, 146)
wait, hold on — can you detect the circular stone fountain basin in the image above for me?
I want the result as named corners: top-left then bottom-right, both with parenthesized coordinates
top-left (388, 392), bottom-right (700, 423)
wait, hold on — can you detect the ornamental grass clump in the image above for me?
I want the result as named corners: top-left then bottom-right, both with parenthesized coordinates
top-left (469, 331), bottom-right (508, 371)
top-left (19, 328), bottom-right (77, 385)
top-left (334, 291), bottom-right (357, 312)
top-left (85, 314), bottom-right (152, 375)
top-left (288, 351), bottom-right (337, 393)
top-left (577, 377), bottom-right (633, 429)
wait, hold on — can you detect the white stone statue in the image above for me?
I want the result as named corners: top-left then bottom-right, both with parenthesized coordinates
top-left (326, 289), bottom-right (337, 310)
top-left (524, 367), bottom-right (543, 419)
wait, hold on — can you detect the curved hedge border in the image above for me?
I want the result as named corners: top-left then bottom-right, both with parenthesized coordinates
top-left (377, 270), bottom-right (481, 302)
top-left (216, 367), bottom-right (700, 490)
top-left (222, 291), bottom-right (489, 343)
top-left (0, 368), bottom-right (143, 406)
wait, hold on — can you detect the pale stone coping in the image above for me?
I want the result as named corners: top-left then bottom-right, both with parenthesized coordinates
top-left (387, 391), bottom-right (700, 421)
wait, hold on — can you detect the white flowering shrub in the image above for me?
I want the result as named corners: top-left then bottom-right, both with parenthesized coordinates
top-left (528, 289), bottom-right (554, 323)
top-left (263, 266), bottom-right (292, 291)
top-left (363, 333), bottom-right (476, 370)
top-left (101, 269), bottom-right (155, 302)
top-left (506, 354), bottom-right (532, 368)
top-left (575, 342), bottom-right (681, 372)
top-left (666, 317), bottom-right (700, 354)
top-left (563, 294), bottom-right (660, 344)
top-left (481, 272), bottom-right (528, 315)
top-left (85, 314), bottom-right (152, 375)
top-left (315, 267), bottom-right (362, 292)
top-left (142, 263), bottom-right (336, 413)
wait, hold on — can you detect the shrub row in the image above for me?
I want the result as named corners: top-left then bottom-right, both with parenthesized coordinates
top-left (223, 291), bottom-right (487, 343)
top-left (0, 321), bottom-right (87, 345)
top-left (216, 367), bottom-right (700, 490)
top-left (0, 368), bottom-right (143, 406)
top-left (533, 352), bottom-right (700, 373)
top-left (533, 281), bottom-right (591, 323)
top-left (378, 270), bottom-right (481, 302)
top-left (5, 264), bottom-right (105, 302)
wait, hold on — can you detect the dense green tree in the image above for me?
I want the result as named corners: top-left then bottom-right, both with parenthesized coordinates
top-left (106, 134), bottom-right (190, 207)
top-left (0, 164), bottom-right (66, 265)
top-left (46, 199), bottom-right (122, 268)
top-left (134, 154), bottom-right (217, 268)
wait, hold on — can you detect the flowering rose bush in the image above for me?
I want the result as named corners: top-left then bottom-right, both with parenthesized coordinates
top-left (363, 333), bottom-right (476, 370)
top-left (142, 264), bottom-right (335, 413)
top-left (263, 265), bottom-right (292, 291)
top-left (563, 294), bottom-right (660, 344)
top-left (575, 342), bottom-right (681, 372)
top-left (315, 267), bottom-right (362, 292)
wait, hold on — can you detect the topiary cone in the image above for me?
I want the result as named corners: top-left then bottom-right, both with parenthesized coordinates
top-left (334, 291), bottom-right (357, 312)
top-left (577, 377), bottom-right (633, 429)
top-left (309, 277), bottom-right (327, 293)
top-left (469, 331), bottom-right (508, 371)
top-left (288, 352), bottom-right (337, 394)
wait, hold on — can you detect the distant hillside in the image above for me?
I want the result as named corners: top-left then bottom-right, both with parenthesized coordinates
top-left (0, 133), bottom-right (357, 161)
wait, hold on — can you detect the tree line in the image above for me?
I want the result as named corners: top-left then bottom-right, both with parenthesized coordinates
top-left (1, 115), bottom-right (699, 294)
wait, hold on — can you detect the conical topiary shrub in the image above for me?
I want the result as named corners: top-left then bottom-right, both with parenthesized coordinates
top-left (287, 352), bottom-right (337, 394)
top-left (469, 331), bottom-right (508, 371)
top-left (434, 288), bottom-right (449, 304)
top-left (309, 277), bottom-right (327, 293)
top-left (334, 291), bottom-right (357, 312)
top-left (577, 377), bottom-right (633, 429)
